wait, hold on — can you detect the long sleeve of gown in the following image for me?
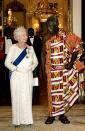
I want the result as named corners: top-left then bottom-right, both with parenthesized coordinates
top-left (5, 46), bottom-right (17, 71)
top-left (31, 47), bottom-right (38, 71)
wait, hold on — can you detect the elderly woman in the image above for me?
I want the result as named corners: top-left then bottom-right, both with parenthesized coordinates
top-left (5, 26), bottom-right (38, 127)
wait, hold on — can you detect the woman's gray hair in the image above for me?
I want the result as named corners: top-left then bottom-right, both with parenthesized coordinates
top-left (13, 26), bottom-right (27, 41)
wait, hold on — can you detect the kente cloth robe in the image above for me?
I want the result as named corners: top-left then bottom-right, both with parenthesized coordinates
top-left (45, 32), bottom-right (82, 116)
top-left (5, 44), bottom-right (38, 125)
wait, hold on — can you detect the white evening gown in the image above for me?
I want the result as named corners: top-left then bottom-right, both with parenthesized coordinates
top-left (5, 44), bottom-right (38, 125)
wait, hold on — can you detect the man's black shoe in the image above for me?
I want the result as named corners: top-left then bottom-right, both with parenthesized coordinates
top-left (45, 116), bottom-right (55, 124)
top-left (59, 115), bottom-right (70, 124)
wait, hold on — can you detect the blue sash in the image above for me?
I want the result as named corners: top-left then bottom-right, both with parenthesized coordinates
top-left (9, 47), bottom-right (27, 79)
top-left (13, 47), bottom-right (27, 66)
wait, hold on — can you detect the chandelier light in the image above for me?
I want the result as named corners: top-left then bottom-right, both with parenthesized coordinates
top-left (4, 8), bottom-right (17, 27)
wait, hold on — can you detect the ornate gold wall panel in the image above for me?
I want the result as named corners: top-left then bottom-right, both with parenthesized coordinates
top-left (4, 0), bottom-right (72, 33)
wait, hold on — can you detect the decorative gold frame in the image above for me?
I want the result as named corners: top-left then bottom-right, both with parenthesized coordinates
top-left (5, 0), bottom-right (26, 28)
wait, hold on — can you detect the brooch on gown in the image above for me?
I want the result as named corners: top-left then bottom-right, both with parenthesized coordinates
top-left (26, 47), bottom-right (30, 58)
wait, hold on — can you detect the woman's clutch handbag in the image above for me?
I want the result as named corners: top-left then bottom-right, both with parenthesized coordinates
top-left (74, 60), bottom-right (85, 72)
top-left (33, 77), bottom-right (39, 86)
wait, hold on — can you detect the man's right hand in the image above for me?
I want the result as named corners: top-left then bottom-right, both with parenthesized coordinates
top-left (65, 62), bottom-right (73, 70)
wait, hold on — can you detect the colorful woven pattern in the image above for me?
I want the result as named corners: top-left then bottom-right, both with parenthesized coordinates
top-left (45, 33), bottom-right (82, 116)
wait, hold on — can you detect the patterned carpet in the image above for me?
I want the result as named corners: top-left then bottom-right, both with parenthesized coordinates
top-left (0, 104), bottom-right (85, 131)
